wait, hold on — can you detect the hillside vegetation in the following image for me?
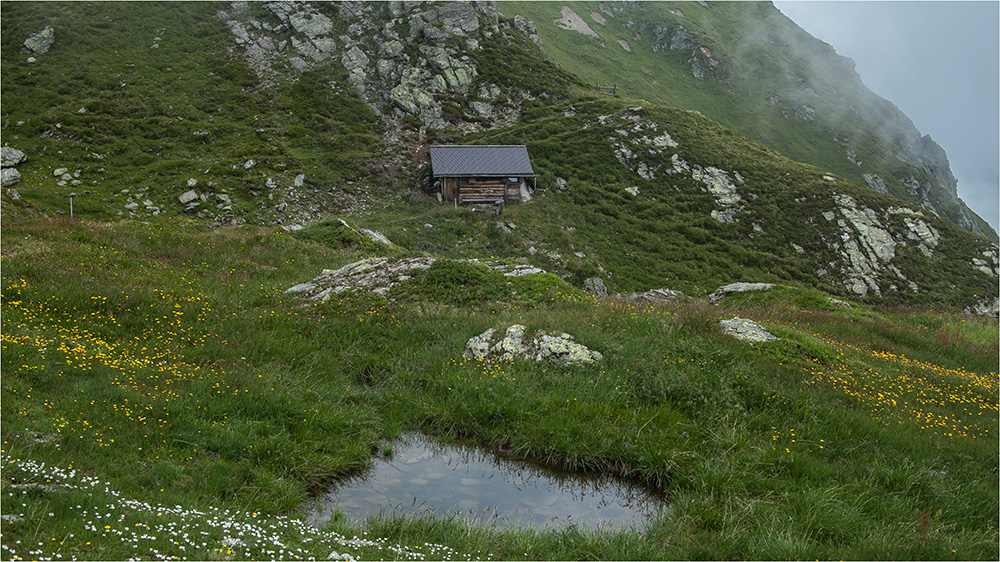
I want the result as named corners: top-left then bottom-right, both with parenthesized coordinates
top-left (1, 2), bottom-right (998, 560)
top-left (498, 1), bottom-right (997, 241)
top-left (2, 1), bottom-right (996, 312)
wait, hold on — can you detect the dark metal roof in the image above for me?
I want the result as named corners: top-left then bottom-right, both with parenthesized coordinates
top-left (429, 145), bottom-right (535, 177)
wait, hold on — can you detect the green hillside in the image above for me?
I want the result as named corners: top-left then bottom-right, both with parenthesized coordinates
top-left (389, 95), bottom-right (998, 310)
top-left (498, 1), bottom-right (997, 241)
top-left (0, 1), bottom-right (389, 223)
top-left (1, 2), bottom-right (997, 560)
top-left (2, 1), bottom-right (995, 310)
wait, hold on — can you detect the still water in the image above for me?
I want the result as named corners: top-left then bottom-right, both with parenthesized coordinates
top-left (306, 433), bottom-right (666, 531)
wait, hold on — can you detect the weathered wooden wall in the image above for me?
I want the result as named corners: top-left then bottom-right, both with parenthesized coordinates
top-left (440, 177), bottom-right (527, 202)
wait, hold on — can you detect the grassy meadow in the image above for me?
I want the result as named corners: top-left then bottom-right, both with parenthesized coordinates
top-left (2, 213), bottom-right (997, 560)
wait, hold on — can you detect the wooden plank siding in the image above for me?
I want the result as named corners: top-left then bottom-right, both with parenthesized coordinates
top-left (458, 178), bottom-right (506, 203)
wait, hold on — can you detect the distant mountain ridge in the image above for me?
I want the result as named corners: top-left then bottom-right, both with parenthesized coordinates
top-left (499, 1), bottom-right (996, 241)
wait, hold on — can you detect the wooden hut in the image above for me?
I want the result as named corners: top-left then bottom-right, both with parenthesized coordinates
top-left (429, 145), bottom-right (536, 206)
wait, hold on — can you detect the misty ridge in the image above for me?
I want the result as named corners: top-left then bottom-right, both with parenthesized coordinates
top-left (513, 1), bottom-right (992, 240)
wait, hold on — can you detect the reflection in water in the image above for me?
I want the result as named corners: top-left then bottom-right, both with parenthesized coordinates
top-left (306, 433), bottom-right (666, 531)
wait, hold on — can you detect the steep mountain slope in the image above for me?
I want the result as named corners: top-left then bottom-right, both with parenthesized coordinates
top-left (498, 1), bottom-right (996, 241)
top-left (1, 1), bottom-right (996, 312)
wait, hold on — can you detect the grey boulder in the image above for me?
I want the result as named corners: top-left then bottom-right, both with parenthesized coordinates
top-left (22, 26), bottom-right (55, 55)
top-left (1, 147), bottom-right (27, 168)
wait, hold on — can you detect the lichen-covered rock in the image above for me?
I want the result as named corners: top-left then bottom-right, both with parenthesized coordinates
top-left (492, 324), bottom-right (532, 362)
top-left (342, 45), bottom-right (369, 72)
top-left (463, 325), bottom-right (603, 366)
top-left (287, 257), bottom-right (554, 302)
top-left (836, 194), bottom-right (895, 262)
top-left (222, 0), bottom-right (514, 129)
top-left (630, 288), bottom-right (686, 303)
top-left (21, 26), bottom-right (55, 55)
top-left (602, 109), bottom-right (681, 181)
top-left (359, 228), bottom-right (393, 247)
top-left (464, 328), bottom-right (495, 360)
top-left (670, 28), bottom-right (694, 50)
top-left (903, 216), bottom-right (940, 257)
top-left (179, 190), bottom-right (199, 204)
top-left (966, 297), bottom-right (1000, 317)
top-left (433, 1), bottom-right (481, 38)
top-left (667, 153), bottom-right (690, 175)
top-left (692, 165), bottom-right (743, 224)
top-left (971, 249), bottom-right (999, 278)
top-left (470, 101), bottom-right (493, 118)
top-left (288, 11), bottom-right (333, 37)
top-left (828, 298), bottom-right (852, 308)
top-left (583, 277), bottom-right (608, 297)
top-left (830, 194), bottom-right (922, 297)
top-left (389, 85), bottom-right (440, 121)
top-left (535, 332), bottom-right (604, 366)
top-left (513, 15), bottom-right (542, 46)
top-left (1, 168), bottom-right (21, 188)
top-left (709, 282), bottom-right (775, 304)
top-left (1, 147), bottom-right (27, 168)
top-left (863, 174), bottom-right (890, 194)
top-left (719, 317), bottom-right (777, 343)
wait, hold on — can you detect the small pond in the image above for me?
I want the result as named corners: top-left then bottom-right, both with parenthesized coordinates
top-left (305, 433), bottom-right (667, 531)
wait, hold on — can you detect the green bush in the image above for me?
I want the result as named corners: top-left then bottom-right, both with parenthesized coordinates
top-left (756, 328), bottom-right (837, 365)
top-left (403, 260), bottom-right (506, 305)
top-left (290, 219), bottom-right (398, 255)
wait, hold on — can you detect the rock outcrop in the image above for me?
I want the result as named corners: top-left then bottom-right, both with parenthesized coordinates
top-left (822, 194), bottom-right (951, 297)
top-left (719, 317), bottom-right (778, 343)
top-left (0, 168), bottom-right (20, 188)
top-left (513, 15), bottom-right (542, 47)
top-left (286, 257), bottom-right (553, 301)
top-left (21, 26), bottom-right (55, 55)
top-left (966, 297), bottom-right (1000, 317)
top-left (630, 288), bottom-right (687, 303)
top-left (709, 283), bottom-right (775, 304)
top-left (464, 324), bottom-right (604, 366)
top-left (583, 277), bottom-right (608, 297)
top-left (1, 147), bottom-right (27, 168)
top-left (692, 165), bottom-right (744, 224)
top-left (1, 147), bottom-right (27, 187)
top-left (220, 0), bottom-right (524, 130)
top-left (596, 106), bottom-right (748, 224)
top-left (597, 106), bottom-right (679, 182)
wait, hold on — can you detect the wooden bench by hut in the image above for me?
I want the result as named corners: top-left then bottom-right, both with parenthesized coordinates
top-left (430, 145), bottom-right (537, 208)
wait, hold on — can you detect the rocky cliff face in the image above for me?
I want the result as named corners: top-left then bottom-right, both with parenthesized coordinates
top-left (219, 0), bottom-right (539, 132)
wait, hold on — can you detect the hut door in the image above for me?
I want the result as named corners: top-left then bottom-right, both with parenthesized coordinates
top-left (443, 178), bottom-right (458, 201)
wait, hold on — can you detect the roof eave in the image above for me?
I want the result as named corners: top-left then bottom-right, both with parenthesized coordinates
top-left (434, 173), bottom-right (538, 178)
